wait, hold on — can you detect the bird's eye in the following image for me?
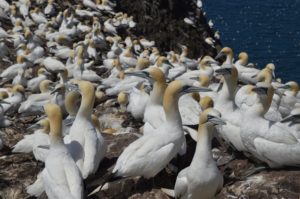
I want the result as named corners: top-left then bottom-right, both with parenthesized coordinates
top-left (142, 71), bottom-right (149, 76)
top-left (182, 85), bottom-right (190, 91)
top-left (207, 115), bottom-right (214, 120)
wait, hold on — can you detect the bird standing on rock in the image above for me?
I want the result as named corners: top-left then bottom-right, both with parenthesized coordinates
top-left (112, 80), bottom-right (212, 178)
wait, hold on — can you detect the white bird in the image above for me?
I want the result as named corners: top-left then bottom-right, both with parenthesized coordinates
top-left (163, 108), bottom-right (224, 199)
top-left (278, 81), bottom-right (299, 117)
top-left (30, 8), bottom-right (48, 24)
top-left (104, 19), bottom-right (117, 35)
top-left (27, 68), bottom-right (51, 93)
top-left (0, 0), bottom-right (9, 11)
top-left (112, 80), bottom-right (210, 178)
top-left (18, 80), bottom-right (54, 115)
top-left (178, 45), bottom-right (198, 70)
top-left (127, 83), bottom-right (150, 120)
top-left (214, 65), bottom-right (246, 151)
top-left (19, 0), bottom-right (31, 18)
top-left (184, 17), bottom-right (196, 27)
top-left (139, 38), bottom-right (155, 48)
top-left (177, 56), bottom-right (217, 81)
top-left (63, 91), bottom-right (81, 136)
top-left (0, 99), bottom-right (11, 127)
top-left (241, 83), bottom-right (300, 168)
top-left (2, 85), bottom-right (25, 113)
top-left (196, 0), bottom-right (202, 8)
top-left (43, 57), bottom-right (65, 73)
top-left (12, 69), bottom-right (27, 86)
top-left (44, 0), bottom-right (56, 16)
top-left (41, 103), bottom-right (84, 199)
top-left (0, 55), bottom-right (31, 82)
top-left (12, 119), bottom-right (50, 162)
top-left (280, 108), bottom-right (300, 133)
top-left (234, 52), bottom-right (260, 84)
top-left (68, 81), bottom-right (106, 179)
top-left (119, 48), bottom-right (137, 68)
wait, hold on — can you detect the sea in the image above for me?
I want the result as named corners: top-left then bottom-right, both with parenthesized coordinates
top-left (203, 0), bottom-right (300, 83)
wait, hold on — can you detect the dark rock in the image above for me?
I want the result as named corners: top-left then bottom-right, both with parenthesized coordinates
top-left (115, 0), bottom-right (221, 58)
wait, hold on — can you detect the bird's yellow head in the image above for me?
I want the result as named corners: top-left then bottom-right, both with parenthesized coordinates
top-left (40, 119), bottom-right (50, 134)
top-left (0, 91), bottom-right (8, 100)
top-left (199, 108), bottom-right (225, 126)
top-left (199, 56), bottom-right (218, 68)
top-left (65, 91), bottom-right (81, 116)
top-left (238, 52), bottom-right (249, 65)
top-left (39, 80), bottom-right (52, 93)
top-left (200, 96), bottom-right (214, 110)
top-left (12, 84), bottom-right (25, 94)
top-left (117, 91), bottom-right (129, 105)
top-left (216, 47), bottom-right (233, 60)
top-left (44, 103), bottom-right (62, 138)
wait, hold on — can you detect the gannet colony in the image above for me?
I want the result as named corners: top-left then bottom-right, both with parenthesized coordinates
top-left (0, 0), bottom-right (299, 199)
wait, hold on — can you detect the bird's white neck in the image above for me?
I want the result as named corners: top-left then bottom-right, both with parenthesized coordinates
top-left (225, 54), bottom-right (233, 65)
top-left (77, 93), bottom-right (94, 118)
top-left (190, 124), bottom-right (214, 170)
top-left (163, 95), bottom-right (182, 126)
top-left (150, 81), bottom-right (166, 105)
top-left (245, 103), bottom-right (267, 118)
top-left (218, 76), bottom-right (237, 102)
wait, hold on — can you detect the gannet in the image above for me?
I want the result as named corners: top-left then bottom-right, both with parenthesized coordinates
top-left (25, 45), bottom-right (45, 64)
top-left (139, 38), bottom-right (155, 49)
top-left (63, 91), bottom-right (81, 136)
top-left (149, 47), bottom-right (160, 64)
top-left (0, 99), bottom-right (11, 127)
top-left (44, 0), bottom-right (56, 16)
top-left (117, 91), bottom-right (128, 112)
top-left (105, 71), bottom-right (145, 96)
top-left (2, 84), bottom-right (25, 113)
top-left (255, 63), bottom-right (275, 84)
top-left (214, 65), bottom-right (246, 151)
top-left (215, 47), bottom-right (234, 65)
top-left (90, 21), bottom-right (107, 49)
top-left (127, 67), bottom-right (211, 132)
top-left (12, 69), bottom-right (27, 86)
top-left (91, 114), bottom-right (107, 169)
top-left (177, 56), bottom-right (217, 81)
top-left (19, 0), bottom-right (30, 18)
top-left (166, 109), bottom-right (224, 199)
top-left (205, 37), bottom-right (216, 48)
top-left (18, 80), bottom-right (54, 115)
top-left (241, 83), bottom-right (300, 168)
top-left (0, 0), bottom-right (9, 11)
top-left (30, 8), bottom-right (47, 24)
top-left (119, 47), bottom-right (137, 68)
top-left (68, 81), bottom-right (106, 179)
top-left (278, 81), bottom-right (299, 117)
top-left (113, 80), bottom-right (211, 178)
top-left (127, 83), bottom-right (150, 120)
top-left (104, 18), bottom-right (117, 35)
top-left (234, 52), bottom-right (260, 83)
top-left (281, 108), bottom-right (300, 133)
top-left (126, 67), bottom-right (167, 135)
top-left (0, 55), bottom-right (31, 83)
top-left (106, 36), bottom-right (122, 59)
top-left (245, 64), bottom-right (280, 122)
top-left (178, 44), bottom-right (198, 70)
top-left (12, 119), bottom-right (50, 162)
top-left (42, 103), bottom-right (83, 199)
top-left (42, 57), bottom-right (65, 73)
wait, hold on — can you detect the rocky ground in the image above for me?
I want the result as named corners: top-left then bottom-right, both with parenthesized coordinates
top-left (0, 0), bottom-right (300, 199)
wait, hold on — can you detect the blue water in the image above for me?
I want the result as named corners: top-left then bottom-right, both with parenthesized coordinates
top-left (203, 0), bottom-right (300, 82)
